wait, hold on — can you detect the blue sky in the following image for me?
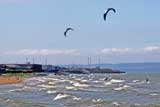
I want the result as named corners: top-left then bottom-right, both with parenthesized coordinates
top-left (0, 0), bottom-right (160, 64)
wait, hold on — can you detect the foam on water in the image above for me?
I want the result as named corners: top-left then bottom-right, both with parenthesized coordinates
top-left (92, 99), bottom-right (102, 102)
top-left (110, 79), bottom-right (125, 83)
top-left (54, 93), bottom-right (70, 100)
top-left (150, 93), bottom-right (159, 96)
top-left (34, 78), bottom-right (46, 82)
top-left (46, 90), bottom-right (57, 94)
top-left (80, 79), bottom-right (88, 83)
top-left (93, 80), bottom-right (101, 83)
top-left (65, 86), bottom-right (78, 90)
top-left (133, 80), bottom-right (140, 83)
top-left (73, 82), bottom-right (89, 87)
top-left (48, 81), bottom-right (56, 85)
top-left (114, 85), bottom-right (131, 91)
top-left (23, 86), bottom-right (38, 91)
top-left (104, 82), bottom-right (112, 85)
top-left (9, 88), bottom-right (24, 92)
top-left (69, 80), bottom-right (74, 84)
top-left (59, 80), bottom-right (70, 83)
top-left (72, 96), bottom-right (81, 101)
top-left (112, 101), bottom-right (128, 106)
top-left (37, 84), bottom-right (55, 89)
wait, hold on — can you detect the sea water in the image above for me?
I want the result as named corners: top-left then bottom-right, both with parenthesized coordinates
top-left (0, 73), bottom-right (160, 107)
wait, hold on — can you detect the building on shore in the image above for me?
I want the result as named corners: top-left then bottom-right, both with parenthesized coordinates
top-left (42, 65), bottom-right (61, 72)
top-left (0, 64), bottom-right (43, 73)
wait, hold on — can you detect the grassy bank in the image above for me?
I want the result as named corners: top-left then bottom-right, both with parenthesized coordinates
top-left (2, 73), bottom-right (34, 78)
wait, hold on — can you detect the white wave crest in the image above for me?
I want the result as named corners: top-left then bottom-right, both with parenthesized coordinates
top-left (114, 85), bottom-right (131, 91)
top-left (110, 79), bottom-right (125, 83)
top-left (46, 90), bottom-right (57, 94)
top-left (150, 93), bottom-right (159, 96)
top-left (73, 82), bottom-right (89, 87)
top-left (38, 84), bottom-right (55, 89)
top-left (65, 86), bottom-right (78, 90)
top-left (132, 80), bottom-right (140, 83)
top-left (72, 96), bottom-right (81, 100)
top-left (104, 82), bottom-right (112, 85)
top-left (54, 93), bottom-right (70, 100)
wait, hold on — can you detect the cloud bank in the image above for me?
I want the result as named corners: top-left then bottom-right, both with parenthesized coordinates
top-left (2, 46), bottom-right (160, 57)
top-left (143, 46), bottom-right (160, 52)
top-left (4, 49), bottom-right (80, 56)
top-left (1, 46), bottom-right (160, 64)
top-left (98, 46), bottom-right (160, 55)
top-left (99, 48), bottom-right (131, 54)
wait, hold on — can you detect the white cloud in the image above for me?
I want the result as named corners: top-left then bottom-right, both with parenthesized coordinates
top-left (3, 46), bottom-right (160, 57)
top-left (98, 46), bottom-right (160, 55)
top-left (98, 48), bottom-right (131, 54)
top-left (143, 46), bottom-right (160, 52)
top-left (4, 49), bottom-right (80, 56)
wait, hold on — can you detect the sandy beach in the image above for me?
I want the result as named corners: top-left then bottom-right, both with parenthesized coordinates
top-left (0, 76), bottom-right (22, 85)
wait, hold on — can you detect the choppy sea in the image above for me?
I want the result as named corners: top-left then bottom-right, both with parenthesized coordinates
top-left (0, 73), bottom-right (160, 107)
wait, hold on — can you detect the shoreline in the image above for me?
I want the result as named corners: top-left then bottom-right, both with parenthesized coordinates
top-left (0, 76), bottom-right (23, 85)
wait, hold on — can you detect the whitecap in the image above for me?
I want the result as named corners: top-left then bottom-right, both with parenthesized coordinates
top-left (72, 96), bottom-right (81, 100)
top-left (48, 82), bottom-right (56, 85)
top-left (73, 82), bottom-right (89, 87)
top-left (104, 82), bottom-right (112, 85)
top-left (46, 90), bottom-right (57, 94)
top-left (88, 75), bottom-right (91, 78)
top-left (139, 80), bottom-right (150, 84)
top-left (69, 80), bottom-right (74, 84)
top-left (22, 86), bottom-right (36, 91)
top-left (81, 80), bottom-right (88, 83)
top-left (92, 99), bottom-right (102, 103)
top-left (93, 80), bottom-right (100, 83)
top-left (99, 78), bottom-right (105, 81)
top-left (26, 77), bottom-right (46, 83)
top-left (134, 103), bottom-right (141, 106)
top-left (50, 78), bottom-right (59, 81)
top-left (146, 81), bottom-right (150, 84)
top-left (110, 79), bottom-right (125, 83)
top-left (114, 85), bottom-right (131, 91)
top-left (36, 79), bottom-right (46, 83)
top-left (38, 84), bottom-right (55, 89)
top-left (71, 76), bottom-right (76, 79)
top-left (54, 93), bottom-right (70, 100)
top-left (150, 93), bottom-right (159, 96)
top-left (101, 77), bottom-right (112, 81)
top-left (6, 99), bottom-right (11, 102)
top-left (59, 80), bottom-right (69, 82)
top-left (112, 102), bottom-right (121, 106)
top-left (9, 88), bottom-right (23, 92)
top-left (132, 80), bottom-right (140, 83)
top-left (65, 86), bottom-right (78, 90)
top-left (75, 78), bottom-right (83, 81)
top-left (112, 102), bottom-right (128, 106)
